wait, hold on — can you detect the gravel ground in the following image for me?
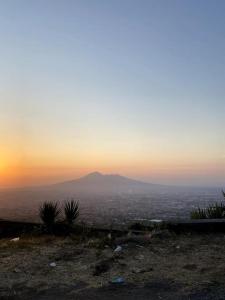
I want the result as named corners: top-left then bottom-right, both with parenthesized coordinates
top-left (1, 232), bottom-right (225, 299)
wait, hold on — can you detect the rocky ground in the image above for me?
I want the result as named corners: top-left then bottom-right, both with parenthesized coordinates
top-left (1, 230), bottom-right (225, 299)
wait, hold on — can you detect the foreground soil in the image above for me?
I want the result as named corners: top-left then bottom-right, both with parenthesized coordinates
top-left (1, 231), bottom-right (225, 299)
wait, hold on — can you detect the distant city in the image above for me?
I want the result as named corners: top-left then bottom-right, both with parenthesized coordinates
top-left (0, 172), bottom-right (222, 227)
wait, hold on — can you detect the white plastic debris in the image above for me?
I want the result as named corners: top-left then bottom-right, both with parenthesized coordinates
top-left (150, 219), bottom-right (162, 223)
top-left (110, 277), bottom-right (125, 284)
top-left (10, 237), bottom-right (20, 242)
top-left (136, 244), bottom-right (144, 248)
top-left (114, 245), bottom-right (122, 253)
top-left (49, 262), bottom-right (56, 267)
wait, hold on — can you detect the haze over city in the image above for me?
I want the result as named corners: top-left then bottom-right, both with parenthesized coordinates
top-left (0, 0), bottom-right (225, 188)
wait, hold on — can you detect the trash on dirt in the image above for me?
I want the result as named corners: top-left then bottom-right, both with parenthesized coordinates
top-left (176, 245), bottom-right (180, 249)
top-left (49, 262), bottom-right (56, 267)
top-left (10, 237), bottom-right (20, 242)
top-left (110, 277), bottom-right (125, 284)
top-left (136, 244), bottom-right (144, 248)
top-left (114, 245), bottom-right (122, 253)
top-left (150, 219), bottom-right (162, 223)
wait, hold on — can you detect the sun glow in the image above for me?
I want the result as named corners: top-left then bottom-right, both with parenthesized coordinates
top-left (0, 154), bottom-right (11, 174)
top-left (0, 161), bottom-right (5, 172)
top-left (0, 150), bottom-right (23, 187)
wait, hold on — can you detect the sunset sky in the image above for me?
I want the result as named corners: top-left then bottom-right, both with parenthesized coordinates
top-left (0, 0), bottom-right (225, 187)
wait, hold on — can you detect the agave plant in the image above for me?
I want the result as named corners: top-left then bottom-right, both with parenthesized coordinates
top-left (191, 201), bottom-right (225, 219)
top-left (39, 201), bottom-right (61, 229)
top-left (222, 190), bottom-right (225, 200)
top-left (206, 202), bottom-right (225, 219)
top-left (190, 207), bottom-right (207, 219)
top-left (64, 199), bottom-right (79, 225)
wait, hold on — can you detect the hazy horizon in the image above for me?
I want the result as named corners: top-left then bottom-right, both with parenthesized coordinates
top-left (0, 0), bottom-right (224, 188)
top-left (0, 171), bottom-right (223, 190)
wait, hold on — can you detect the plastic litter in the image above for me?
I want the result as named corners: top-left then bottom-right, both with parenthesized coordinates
top-left (114, 245), bottom-right (122, 253)
top-left (10, 237), bottom-right (20, 242)
top-left (49, 262), bottom-right (56, 267)
top-left (110, 277), bottom-right (125, 284)
top-left (150, 219), bottom-right (162, 223)
top-left (136, 244), bottom-right (144, 248)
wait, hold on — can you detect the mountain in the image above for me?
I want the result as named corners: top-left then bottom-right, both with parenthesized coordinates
top-left (50, 171), bottom-right (160, 195)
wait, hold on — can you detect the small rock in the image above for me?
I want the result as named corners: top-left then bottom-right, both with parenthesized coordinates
top-left (132, 268), bottom-right (144, 274)
top-left (132, 267), bottom-right (153, 274)
top-left (135, 254), bottom-right (145, 260)
top-left (14, 268), bottom-right (22, 273)
top-left (81, 265), bottom-right (89, 271)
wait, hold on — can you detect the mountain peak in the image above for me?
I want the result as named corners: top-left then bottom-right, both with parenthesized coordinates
top-left (84, 171), bottom-right (103, 178)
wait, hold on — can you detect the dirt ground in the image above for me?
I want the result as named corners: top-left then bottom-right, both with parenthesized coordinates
top-left (1, 231), bottom-right (225, 299)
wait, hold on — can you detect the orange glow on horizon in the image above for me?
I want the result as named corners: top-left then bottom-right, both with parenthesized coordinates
top-left (0, 156), bottom-right (224, 188)
top-left (0, 140), bottom-right (224, 188)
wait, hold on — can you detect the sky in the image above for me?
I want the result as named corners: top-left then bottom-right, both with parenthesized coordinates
top-left (0, 0), bottom-right (225, 187)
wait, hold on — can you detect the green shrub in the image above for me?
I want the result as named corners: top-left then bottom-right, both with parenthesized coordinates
top-left (64, 199), bottom-right (79, 225)
top-left (39, 201), bottom-right (61, 230)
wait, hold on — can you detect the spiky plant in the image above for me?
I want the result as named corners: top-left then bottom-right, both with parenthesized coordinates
top-left (190, 207), bottom-right (207, 219)
top-left (206, 203), bottom-right (225, 219)
top-left (222, 190), bottom-right (225, 200)
top-left (64, 199), bottom-right (79, 225)
top-left (39, 201), bottom-right (61, 230)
